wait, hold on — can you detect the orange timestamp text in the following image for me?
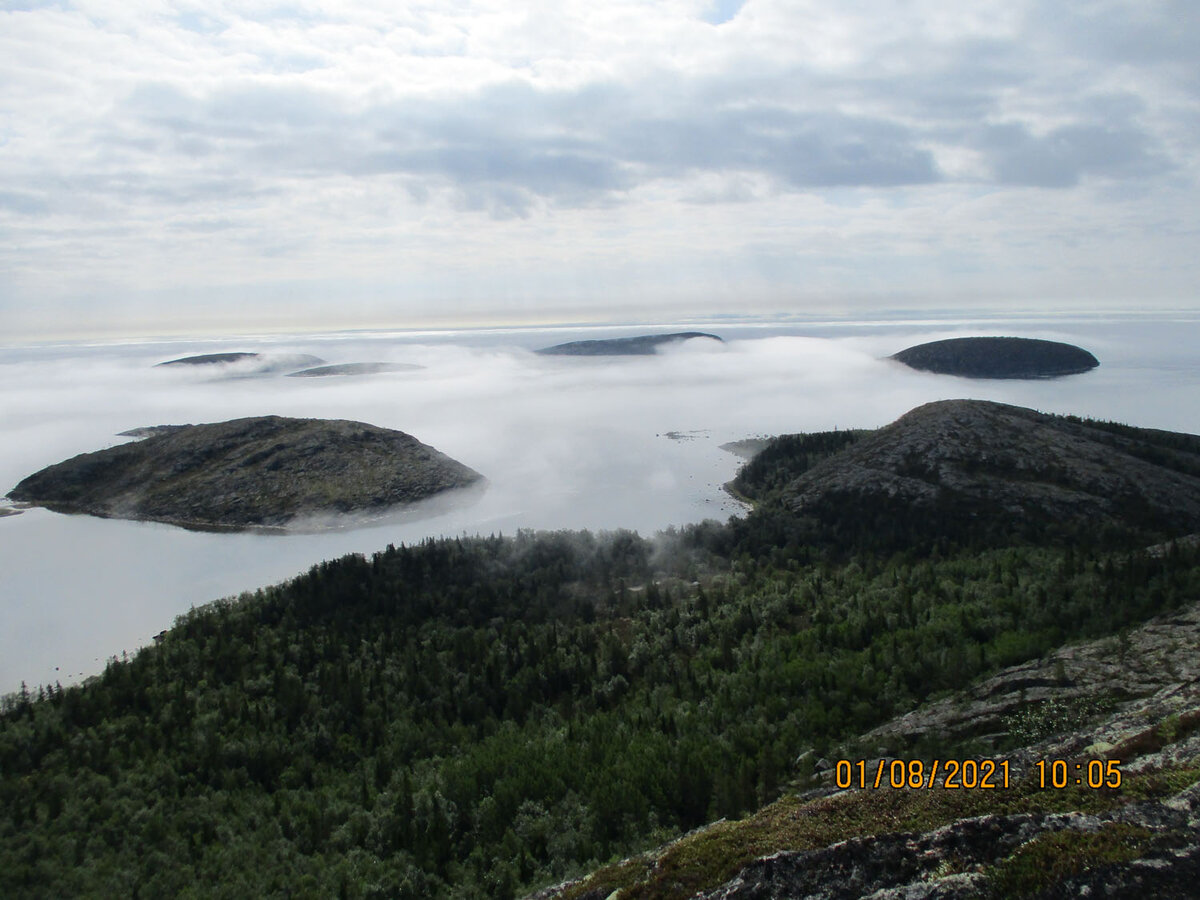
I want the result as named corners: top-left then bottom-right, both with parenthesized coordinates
top-left (834, 758), bottom-right (1124, 790)
top-left (835, 758), bottom-right (1011, 790)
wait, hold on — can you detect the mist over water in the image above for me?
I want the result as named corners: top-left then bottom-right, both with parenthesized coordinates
top-left (2, 314), bottom-right (1199, 692)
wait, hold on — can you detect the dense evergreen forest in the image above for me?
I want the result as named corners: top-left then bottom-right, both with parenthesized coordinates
top-left (3, 422), bottom-right (1200, 897)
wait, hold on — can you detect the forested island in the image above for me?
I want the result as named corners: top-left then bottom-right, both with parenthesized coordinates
top-left (3, 400), bottom-right (1200, 897)
top-left (536, 332), bottom-right (723, 356)
top-left (8, 416), bottom-right (482, 529)
top-left (890, 336), bottom-right (1099, 378)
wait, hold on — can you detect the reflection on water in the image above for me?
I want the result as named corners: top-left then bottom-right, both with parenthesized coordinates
top-left (1, 313), bottom-right (1198, 692)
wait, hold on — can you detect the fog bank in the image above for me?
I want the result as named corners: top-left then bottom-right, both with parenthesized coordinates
top-left (2, 315), bottom-right (1198, 692)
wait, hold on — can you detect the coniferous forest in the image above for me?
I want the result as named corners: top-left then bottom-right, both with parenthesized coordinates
top-left (3, 426), bottom-right (1200, 897)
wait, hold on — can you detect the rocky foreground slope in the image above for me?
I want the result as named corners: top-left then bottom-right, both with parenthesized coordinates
top-left (8, 416), bottom-right (482, 529)
top-left (538, 575), bottom-right (1200, 899)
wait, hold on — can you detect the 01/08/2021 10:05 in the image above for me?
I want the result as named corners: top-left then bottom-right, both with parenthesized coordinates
top-left (834, 758), bottom-right (1125, 791)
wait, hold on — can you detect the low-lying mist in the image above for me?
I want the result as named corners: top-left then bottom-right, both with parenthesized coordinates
top-left (1, 316), bottom-right (1198, 691)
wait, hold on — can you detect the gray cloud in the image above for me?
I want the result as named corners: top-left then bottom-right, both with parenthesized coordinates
top-left (108, 76), bottom-right (941, 213)
top-left (1, 3), bottom-right (1186, 230)
top-left (89, 42), bottom-right (1175, 220)
top-left (609, 104), bottom-right (940, 187)
top-left (0, 190), bottom-right (49, 214)
top-left (1037, 1), bottom-right (1200, 67)
top-left (976, 120), bottom-right (1166, 187)
top-left (865, 37), bottom-right (1031, 123)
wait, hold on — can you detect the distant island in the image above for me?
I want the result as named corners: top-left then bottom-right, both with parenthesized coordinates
top-left (286, 362), bottom-right (425, 377)
top-left (156, 352), bottom-right (262, 366)
top-left (8, 416), bottom-right (482, 529)
top-left (155, 352), bottom-right (326, 373)
top-left (889, 336), bottom-right (1098, 378)
top-left (535, 332), bottom-right (723, 356)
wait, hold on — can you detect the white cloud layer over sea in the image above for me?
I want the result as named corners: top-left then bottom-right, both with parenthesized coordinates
top-left (2, 313), bottom-right (1199, 693)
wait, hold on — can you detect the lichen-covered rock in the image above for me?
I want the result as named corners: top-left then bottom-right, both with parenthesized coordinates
top-left (696, 800), bottom-right (1200, 899)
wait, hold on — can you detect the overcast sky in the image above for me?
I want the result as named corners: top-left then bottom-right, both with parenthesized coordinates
top-left (2, 0), bottom-right (1198, 338)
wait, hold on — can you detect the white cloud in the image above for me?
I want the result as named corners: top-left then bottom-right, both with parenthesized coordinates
top-left (0, 0), bottom-right (1197, 337)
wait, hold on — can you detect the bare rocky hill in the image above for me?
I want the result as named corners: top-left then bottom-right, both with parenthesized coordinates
top-left (8, 416), bottom-right (482, 529)
top-left (767, 399), bottom-right (1200, 546)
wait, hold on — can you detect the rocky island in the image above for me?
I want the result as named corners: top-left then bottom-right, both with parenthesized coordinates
top-left (890, 336), bottom-right (1099, 378)
top-left (732, 398), bottom-right (1200, 548)
top-left (8, 416), bottom-right (482, 529)
top-left (536, 331), bottom-right (723, 356)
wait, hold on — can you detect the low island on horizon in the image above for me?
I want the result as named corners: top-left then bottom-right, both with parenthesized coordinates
top-left (536, 331), bottom-right (723, 356)
top-left (890, 336), bottom-right (1099, 379)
